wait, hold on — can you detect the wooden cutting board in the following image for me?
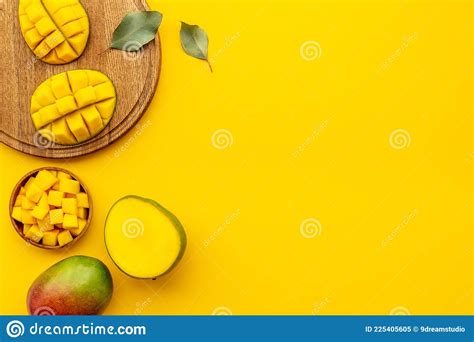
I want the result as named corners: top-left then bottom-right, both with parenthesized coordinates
top-left (0, 0), bottom-right (161, 158)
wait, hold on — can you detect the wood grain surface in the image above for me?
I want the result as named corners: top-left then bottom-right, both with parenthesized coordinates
top-left (0, 0), bottom-right (161, 158)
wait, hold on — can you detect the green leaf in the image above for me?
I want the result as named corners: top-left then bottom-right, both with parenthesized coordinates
top-left (180, 22), bottom-right (212, 72)
top-left (111, 11), bottom-right (163, 52)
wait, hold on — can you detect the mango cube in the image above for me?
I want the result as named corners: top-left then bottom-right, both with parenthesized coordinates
top-left (32, 193), bottom-right (49, 218)
top-left (76, 192), bottom-right (89, 208)
top-left (11, 207), bottom-right (22, 222)
top-left (56, 95), bottom-right (77, 115)
top-left (37, 216), bottom-right (54, 232)
top-left (14, 194), bottom-right (23, 207)
top-left (31, 205), bottom-right (49, 220)
top-left (24, 177), bottom-right (36, 192)
top-left (63, 214), bottom-right (78, 228)
top-left (51, 74), bottom-right (72, 98)
top-left (51, 118), bottom-right (77, 145)
top-left (67, 70), bottom-right (89, 92)
top-left (94, 82), bottom-right (115, 101)
top-left (81, 106), bottom-right (104, 136)
top-left (58, 230), bottom-right (73, 246)
top-left (48, 190), bottom-right (65, 207)
top-left (23, 224), bottom-right (32, 235)
top-left (38, 192), bottom-right (49, 209)
top-left (77, 207), bottom-right (88, 219)
top-left (59, 179), bottom-right (80, 194)
top-left (26, 182), bottom-right (43, 203)
top-left (75, 86), bottom-right (96, 107)
top-left (70, 218), bottom-right (87, 237)
top-left (44, 30), bottom-right (65, 49)
top-left (42, 229), bottom-right (60, 246)
top-left (25, 225), bottom-right (43, 243)
top-left (21, 209), bottom-right (36, 224)
top-left (66, 112), bottom-right (89, 142)
top-left (19, 187), bottom-right (26, 195)
top-left (35, 16), bottom-right (55, 36)
top-left (55, 41), bottom-right (78, 61)
top-left (35, 170), bottom-right (58, 190)
top-left (57, 171), bottom-right (72, 180)
top-left (62, 198), bottom-right (77, 215)
top-left (49, 209), bottom-right (64, 225)
top-left (21, 196), bottom-right (36, 210)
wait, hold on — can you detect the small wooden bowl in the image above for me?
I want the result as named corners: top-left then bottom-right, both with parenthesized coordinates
top-left (9, 167), bottom-right (92, 249)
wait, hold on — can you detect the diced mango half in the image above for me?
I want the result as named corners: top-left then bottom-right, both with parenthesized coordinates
top-left (18, 0), bottom-right (89, 64)
top-left (30, 70), bottom-right (116, 145)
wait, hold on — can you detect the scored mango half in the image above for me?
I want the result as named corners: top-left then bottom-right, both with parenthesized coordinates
top-left (31, 70), bottom-right (117, 145)
top-left (19, 0), bottom-right (89, 64)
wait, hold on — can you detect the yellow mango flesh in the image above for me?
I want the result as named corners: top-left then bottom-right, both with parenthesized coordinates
top-left (105, 196), bottom-right (186, 279)
top-left (10, 169), bottom-right (90, 247)
top-left (31, 70), bottom-right (116, 145)
top-left (19, 0), bottom-right (89, 64)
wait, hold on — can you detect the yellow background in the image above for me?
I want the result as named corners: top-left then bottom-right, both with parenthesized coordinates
top-left (1, 0), bottom-right (472, 315)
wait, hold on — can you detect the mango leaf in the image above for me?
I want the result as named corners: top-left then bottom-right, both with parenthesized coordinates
top-left (111, 11), bottom-right (163, 52)
top-left (180, 22), bottom-right (212, 72)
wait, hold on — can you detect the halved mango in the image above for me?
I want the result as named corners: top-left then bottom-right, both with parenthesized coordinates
top-left (30, 70), bottom-right (116, 145)
top-left (105, 196), bottom-right (187, 279)
top-left (19, 0), bottom-right (89, 64)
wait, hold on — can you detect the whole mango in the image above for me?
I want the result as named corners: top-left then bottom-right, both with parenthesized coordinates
top-left (27, 255), bottom-right (113, 315)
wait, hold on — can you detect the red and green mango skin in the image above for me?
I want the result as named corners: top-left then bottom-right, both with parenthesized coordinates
top-left (27, 256), bottom-right (113, 315)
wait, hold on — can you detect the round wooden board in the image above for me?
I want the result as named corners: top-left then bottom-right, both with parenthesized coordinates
top-left (0, 0), bottom-right (161, 159)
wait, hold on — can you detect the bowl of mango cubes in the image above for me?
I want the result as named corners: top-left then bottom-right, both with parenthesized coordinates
top-left (9, 167), bottom-right (91, 249)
